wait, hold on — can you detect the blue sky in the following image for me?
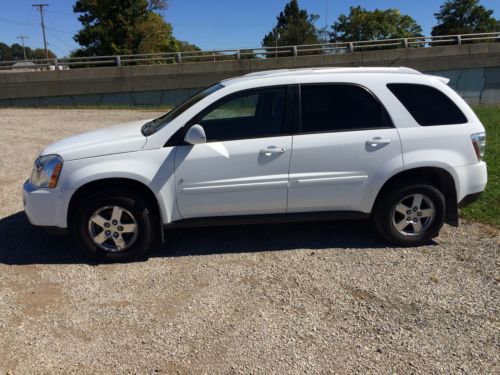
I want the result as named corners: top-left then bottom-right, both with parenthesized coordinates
top-left (0, 0), bottom-right (499, 57)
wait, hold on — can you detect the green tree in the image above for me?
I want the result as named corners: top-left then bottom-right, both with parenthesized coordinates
top-left (9, 43), bottom-right (29, 60)
top-left (0, 42), bottom-right (13, 61)
top-left (431, 0), bottom-right (499, 35)
top-left (262, 0), bottom-right (320, 48)
top-left (176, 40), bottom-right (201, 52)
top-left (32, 48), bottom-right (57, 60)
top-left (135, 12), bottom-right (177, 54)
top-left (330, 6), bottom-right (423, 42)
top-left (73, 0), bottom-right (177, 56)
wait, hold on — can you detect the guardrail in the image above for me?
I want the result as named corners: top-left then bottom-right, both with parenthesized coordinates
top-left (1, 32), bottom-right (498, 71)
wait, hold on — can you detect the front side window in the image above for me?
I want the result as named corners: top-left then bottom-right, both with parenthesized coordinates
top-left (300, 84), bottom-right (391, 134)
top-left (142, 83), bottom-right (224, 136)
top-left (387, 83), bottom-right (467, 126)
top-left (197, 87), bottom-right (287, 142)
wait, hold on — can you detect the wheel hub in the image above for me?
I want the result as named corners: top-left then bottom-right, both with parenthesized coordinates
top-left (392, 194), bottom-right (435, 237)
top-left (87, 205), bottom-right (138, 252)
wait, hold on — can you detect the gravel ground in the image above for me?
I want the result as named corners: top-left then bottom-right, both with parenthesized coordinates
top-left (0, 108), bottom-right (498, 374)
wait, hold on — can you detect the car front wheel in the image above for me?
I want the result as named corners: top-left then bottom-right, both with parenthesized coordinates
top-left (71, 189), bottom-right (156, 262)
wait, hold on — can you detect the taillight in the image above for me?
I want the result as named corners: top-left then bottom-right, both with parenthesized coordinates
top-left (471, 132), bottom-right (486, 162)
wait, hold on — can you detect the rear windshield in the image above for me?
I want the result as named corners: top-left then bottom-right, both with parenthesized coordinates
top-left (387, 83), bottom-right (467, 126)
top-left (141, 83), bottom-right (224, 136)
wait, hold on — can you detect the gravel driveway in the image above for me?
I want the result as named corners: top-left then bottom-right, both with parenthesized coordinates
top-left (0, 109), bottom-right (498, 374)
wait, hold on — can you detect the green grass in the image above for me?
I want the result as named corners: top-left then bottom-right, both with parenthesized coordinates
top-left (460, 105), bottom-right (499, 227)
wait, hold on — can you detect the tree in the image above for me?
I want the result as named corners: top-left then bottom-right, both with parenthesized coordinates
top-left (32, 48), bottom-right (57, 60)
top-left (432, 0), bottom-right (499, 36)
top-left (262, 0), bottom-right (320, 48)
top-left (135, 12), bottom-right (177, 54)
top-left (9, 43), bottom-right (28, 60)
top-left (73, 0), bottom-right (177, 56)
top-left (330, 6), bottom-right (423, 42)
top-left (0, 42), bottom-right (13, 61)
top-left (176, 40), bottom-right (201, 52)
top-left (0, 43), bottom-right (56, 62)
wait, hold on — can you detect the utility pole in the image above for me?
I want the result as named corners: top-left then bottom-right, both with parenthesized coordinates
top-left (17, 35), bottom-right (29, 61)
top-left (32, 3), bottom-right (49, 61)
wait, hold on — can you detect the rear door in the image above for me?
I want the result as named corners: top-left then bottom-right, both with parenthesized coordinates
top-left (288, 83), bottom-right (403, 213)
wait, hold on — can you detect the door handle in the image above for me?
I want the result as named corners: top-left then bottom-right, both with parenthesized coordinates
top-left (260, 147), bottom-right (287, 155)
top-left (366, 137), bottom-right (391, 146)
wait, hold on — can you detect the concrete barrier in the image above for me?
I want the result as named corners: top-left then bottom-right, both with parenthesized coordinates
top-left (1, 43), bottom-right (499, 107)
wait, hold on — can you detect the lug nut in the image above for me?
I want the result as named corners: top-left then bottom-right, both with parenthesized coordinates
top-left (117, 226), bottom-right (124, 231)
top-left (105, 230), bottom-right (111, 236)
top-left (406, 210), bottom-right (411, 215)
top-left (407, 217), bottom-right (412, 221)
top-left (104, 222), bottom-right (110, 228)
top-left (417, 212), bottom-right (422, 217)
top-left (113, 232), bottom-right (119, 238)
top-left (413, 207), bottom-right (418, 212)
top-left (112, 220), bottom-right (118, 225)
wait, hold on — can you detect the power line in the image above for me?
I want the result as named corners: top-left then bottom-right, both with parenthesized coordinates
top-left (32, 3), bottom-right (50, 60)
top-left (46, 29), bottom-right (76, 48)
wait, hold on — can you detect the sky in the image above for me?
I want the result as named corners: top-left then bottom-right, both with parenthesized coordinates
top-left (0, 0), bottom-right (499, 58)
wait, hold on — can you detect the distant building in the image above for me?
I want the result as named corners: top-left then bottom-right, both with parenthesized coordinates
top-left (11, 61), bottom-right (39, 72)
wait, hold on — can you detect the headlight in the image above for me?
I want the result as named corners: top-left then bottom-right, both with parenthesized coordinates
top-left (31, 154), bottom-right (64, 188)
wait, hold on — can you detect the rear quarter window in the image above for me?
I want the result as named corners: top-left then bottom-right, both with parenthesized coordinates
top-left (387, 83), bottom-right (468, 126)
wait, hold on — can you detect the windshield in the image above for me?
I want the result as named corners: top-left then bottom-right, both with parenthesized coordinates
top-left (141, 83), bottom-right (224, 136)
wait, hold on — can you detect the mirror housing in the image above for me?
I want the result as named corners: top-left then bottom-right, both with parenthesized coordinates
top-left (184, 124), bottom-right (207, 145)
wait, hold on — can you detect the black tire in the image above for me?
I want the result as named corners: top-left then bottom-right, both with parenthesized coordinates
top-left (70, 188), bottom-right (156, 262)
top-left (372, 182), bottom-right (445, 246)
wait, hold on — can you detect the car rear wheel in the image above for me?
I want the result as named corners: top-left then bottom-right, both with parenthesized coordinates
top-left (373, 183), bottom-right (445, 246)
top-left (71, 189), bottom-right (156, 262)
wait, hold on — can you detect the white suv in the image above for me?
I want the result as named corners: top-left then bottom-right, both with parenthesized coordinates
top-left (23, 67), bottom-right (487, 262)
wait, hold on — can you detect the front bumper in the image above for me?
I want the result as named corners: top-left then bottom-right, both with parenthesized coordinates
top-left (23, 179), bottom-right (71, 229)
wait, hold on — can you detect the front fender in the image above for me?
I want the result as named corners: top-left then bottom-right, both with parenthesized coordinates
top-left (59, 148), bottom-right (178, 226)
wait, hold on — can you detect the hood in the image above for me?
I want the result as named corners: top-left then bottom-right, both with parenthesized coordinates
top-left (41, 119), bottom-right (153, 161)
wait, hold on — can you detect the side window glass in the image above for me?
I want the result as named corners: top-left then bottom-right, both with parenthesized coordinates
top-left (198, 87), bottom-right (287, 142)
top-left (300, 84), bottom-right (391, 133)
top-left (387, 83), bottom-right (467, 126)
top-left (203, 94), bottom-right (258, 120)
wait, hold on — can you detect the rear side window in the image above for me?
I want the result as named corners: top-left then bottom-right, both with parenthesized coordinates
top-left (387, 83), bottom-right (467, 126)
top-left (300, 84), bottom-right (392, 134)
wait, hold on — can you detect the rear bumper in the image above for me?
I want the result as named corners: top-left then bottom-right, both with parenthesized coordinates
top-left (458, 192), bottom-right (483, 208)
top-left (454, 162), bottom-right (487, 201)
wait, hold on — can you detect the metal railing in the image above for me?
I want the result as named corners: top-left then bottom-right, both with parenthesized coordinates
top-left (0, 32), bottom-right (498, 72)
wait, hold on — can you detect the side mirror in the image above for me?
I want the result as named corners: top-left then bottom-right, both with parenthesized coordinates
top-left (184, 124), bottom-right (207, 145)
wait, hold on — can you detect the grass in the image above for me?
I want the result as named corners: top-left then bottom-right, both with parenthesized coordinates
top-left (460, 105), bottom-right (499, 227)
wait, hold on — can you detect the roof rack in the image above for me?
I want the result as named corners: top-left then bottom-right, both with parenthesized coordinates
top-left (242, 67), bottom-right (422, 78)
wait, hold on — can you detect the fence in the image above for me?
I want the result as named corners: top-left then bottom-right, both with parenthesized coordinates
top-left (0, 32), bottom-right (498, 71)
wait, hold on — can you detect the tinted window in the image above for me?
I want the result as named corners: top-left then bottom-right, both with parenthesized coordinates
top-left (300, 84), bottom-right (391, 133)
top-left (198, 87), bottom-right (286, 142)
top-left (387, 83), bottom-right (467, 126)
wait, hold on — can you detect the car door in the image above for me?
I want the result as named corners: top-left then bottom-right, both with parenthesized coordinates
top-left (174, 86), bottom-right (293, 218)
top-left (287, 83), bottom-right (403, 213)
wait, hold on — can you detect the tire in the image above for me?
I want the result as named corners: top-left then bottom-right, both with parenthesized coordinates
top-left (372, 182), bottom-right (445, 246)
top-left (70, 188), bottom-right (156, 262)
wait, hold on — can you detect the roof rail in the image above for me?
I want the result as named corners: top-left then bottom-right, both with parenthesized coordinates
top-left (241, 66), bottom-right (422, 79)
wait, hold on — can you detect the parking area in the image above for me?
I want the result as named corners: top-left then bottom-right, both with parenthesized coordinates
top-left (0, 108), bottom-right (498, 373)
